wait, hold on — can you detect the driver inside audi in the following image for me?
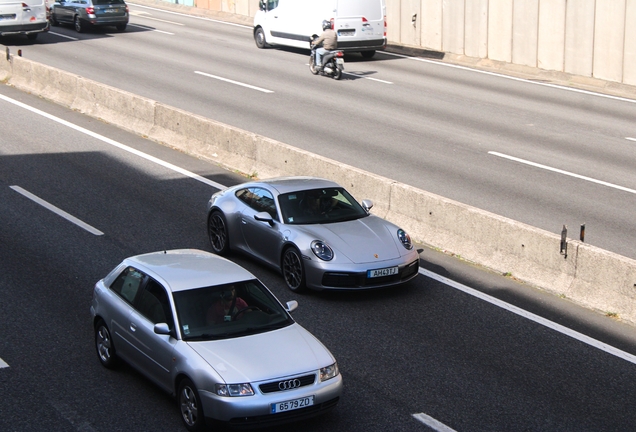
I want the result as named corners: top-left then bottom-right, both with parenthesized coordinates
top-left (207, 285), bottom-right (249, 324)
top-left (312, 19), bottom-right (337, 70)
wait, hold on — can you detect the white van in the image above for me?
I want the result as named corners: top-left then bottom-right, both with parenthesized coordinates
top-left (0, 0), bottom-right (49, 41)
top-left (254, 0), bottom-right (386, 58)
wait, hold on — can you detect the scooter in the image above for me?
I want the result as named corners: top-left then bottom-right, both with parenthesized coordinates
top-left (309, 38), bottom-right (345, 80)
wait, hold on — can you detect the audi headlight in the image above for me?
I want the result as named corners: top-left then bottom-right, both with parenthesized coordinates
top-left (311, 240), bottom-right (334, 261)
top-left (320, 362), bottom-right (339, 382)
top-left (215, 383), bottom-right (254, 397)
top-left (397, 229), bottom-right (413, 250)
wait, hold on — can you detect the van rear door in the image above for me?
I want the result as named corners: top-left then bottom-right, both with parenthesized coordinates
top-left (333, 0), bottom-right (385, 52)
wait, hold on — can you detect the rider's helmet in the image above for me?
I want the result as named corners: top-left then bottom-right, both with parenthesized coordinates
top-left (322, 20), bottom-right (331, 31)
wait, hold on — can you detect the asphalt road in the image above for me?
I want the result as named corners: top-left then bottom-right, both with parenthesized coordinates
top-left (2, 85), bottom-right (636, 432)
top-left (1, 2), bottom-right (636, 260)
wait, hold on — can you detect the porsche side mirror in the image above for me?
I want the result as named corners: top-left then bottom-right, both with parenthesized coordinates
top-left (254, 211), bottom-right (274, 226)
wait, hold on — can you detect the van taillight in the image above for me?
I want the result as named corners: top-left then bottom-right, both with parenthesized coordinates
top-left (362, 16), bottom-right (368, 22)
top-left (329, 17), bottom-right (334, 29)
top-left (384, 15), bottom-right (387, 36)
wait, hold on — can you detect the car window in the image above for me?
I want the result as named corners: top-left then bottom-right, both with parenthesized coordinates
top-left (93, 0), bottom-right (125, 4)
top-left (135, 279), bottom-right (174, 328)
top-left (279, 187), bottom-right (368, 224)
top-left (237, 187), bottom-right (279, 221)
top-left (109, 267), bottom-right (144, 304)
top-left (172, 279), bottom-right (292, 341)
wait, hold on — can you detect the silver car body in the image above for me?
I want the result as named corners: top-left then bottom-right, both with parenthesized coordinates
top-left (0, 0), bottom-right (49, 40)
top-left (207, 176), bottom-right (419, 291)
top-left (90, 249), bottom-right (342, 428)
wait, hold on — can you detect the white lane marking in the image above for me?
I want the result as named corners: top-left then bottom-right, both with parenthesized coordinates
top-left (49, 401), bottom-right (98, 432)
top-left (129, 23), bottom-right (175, 35)
top-left (413, 413), bottom-right (457, 432)
top-left (129, 10), bottom-right (184, 25)
top-left (345, 71), bottom-right (393, 84)
top-left (383, 52), bottom-right (636, 104)
top-left (0, 358), bottom-right (8, 368)
top-left (10, 186), bottom-right (104, 236)
top-left (419, 268), bottom-right (636, 365)
top-left (194, 71), bottom-right (274, 93)
top-left (128, 3), bottom-right (250, 28)
top-left (489, 151), bottom-right (636, 194)
top-left (47, 31), bottom-right (79, 41)
top-left (627, 137), bottom-right (636, 142)
top-left (0, 94), bottom-right (226, 191)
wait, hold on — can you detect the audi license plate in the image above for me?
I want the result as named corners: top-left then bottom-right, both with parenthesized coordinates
top-left (271, 395), bottom-right (314, 413)
top-left (367, 266), bottom-right (398, 278)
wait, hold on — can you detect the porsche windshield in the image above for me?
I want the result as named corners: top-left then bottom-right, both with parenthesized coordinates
top-left (173, 279), bottom-right (293, 341)
top-left (278, 187), bottom-right (369, 224)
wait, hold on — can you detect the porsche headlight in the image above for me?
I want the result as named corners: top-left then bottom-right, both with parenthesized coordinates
top-left (311, 240), bottom-right (334, 261)
top-left (215, 383), bottom-right (254, 397)
top-left (320, 362), bottom-right (339, 382)
top-left (397, 229), bottom-right (413, 250)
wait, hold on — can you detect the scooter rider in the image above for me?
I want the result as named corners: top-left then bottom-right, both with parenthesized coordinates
top-left (312, 19), bottom-right (337, 70)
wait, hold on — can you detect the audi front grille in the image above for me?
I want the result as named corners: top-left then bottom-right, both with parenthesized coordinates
top-left (258, 374), bottom-right (316, 394)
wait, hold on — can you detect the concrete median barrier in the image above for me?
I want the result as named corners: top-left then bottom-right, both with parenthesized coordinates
top-left (2, 53), bottom-right (635, 326)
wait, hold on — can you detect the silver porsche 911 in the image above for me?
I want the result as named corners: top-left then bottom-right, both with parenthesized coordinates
top-left (90, 249), bottom-right (342, 431)
top-left (206, 177), bottom-right (420, 292)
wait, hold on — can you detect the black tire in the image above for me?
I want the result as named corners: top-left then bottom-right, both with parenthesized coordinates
top-left (309, 56), bottom-right (319, 75)
top-left (254, 27), bottom-right (267, 49)
top-left (74, 15), bottom-right (84, 33)
top-left (178, 378), bottom-right (206, 432)
top-left (361, 50), bottom-right (376, 58)
top-left (282, 247), bottom-right (306, 292)
top-left (333, 66), bottom-right (342, 80)
top-left (207, 210), bottom-right (230, 255)
top-left (95, 320), bottom-right (118, 369)
top-left (115, 23), bottom-right (127, 31)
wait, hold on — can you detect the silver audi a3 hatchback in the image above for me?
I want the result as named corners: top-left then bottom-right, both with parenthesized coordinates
top-left (90, 249), bottom-right (342, 430)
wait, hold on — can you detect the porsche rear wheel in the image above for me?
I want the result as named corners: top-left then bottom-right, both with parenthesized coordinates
top-left (207, 210), bottom-right (229, 255)
top-left (282, 247), bottom-right (306, 292)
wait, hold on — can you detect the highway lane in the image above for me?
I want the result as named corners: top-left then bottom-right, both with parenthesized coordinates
top-left (1, 3), bottom-right (636, 261)
top-left (2, 85), bottom-right (636, 432)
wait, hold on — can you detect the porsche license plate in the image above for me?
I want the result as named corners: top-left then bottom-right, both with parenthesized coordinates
top-left (271, 396), bottom-right (314, 413)
top-left (367, 266), bottom-right (398, 278)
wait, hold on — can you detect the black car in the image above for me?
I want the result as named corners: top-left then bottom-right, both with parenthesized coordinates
top-left (50, 0), bottom-right (128, 33)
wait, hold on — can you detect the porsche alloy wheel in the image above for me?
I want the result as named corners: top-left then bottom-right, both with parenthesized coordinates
top-left (207, 211), bottom-right (229, 255)
top-left (282, 247), bottom-right (306, 292)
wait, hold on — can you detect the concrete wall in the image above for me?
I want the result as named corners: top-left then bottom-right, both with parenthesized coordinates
top-left (191, 0), bottom-right (636, 86)
top-left (3, 54), bottom-right (635, 325)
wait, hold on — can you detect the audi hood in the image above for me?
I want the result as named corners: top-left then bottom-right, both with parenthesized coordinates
top-left (186, 323), bottom-right (335, 384)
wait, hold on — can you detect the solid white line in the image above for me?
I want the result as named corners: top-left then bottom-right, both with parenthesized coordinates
top-left (0, 94), bottom-right (227, 191)
top-left (419, 268), bottom-right (636, 365)
top-left (413, 413), bottom-right (457, 432)
top-left (194, 71), bottom-right (274, 93)
top-left (383, 52), bottom-right (636, 104)
top-left (10, 186), bottom-right (104, 236)
top-left (489, 151), bottom-right (636, 194)
top-left (0, 358), bottom-right (8, 368)
top-left (627, 137), bottom-right (636, 142)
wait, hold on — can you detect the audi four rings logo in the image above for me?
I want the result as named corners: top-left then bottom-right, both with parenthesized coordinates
top-left (278, 379), bottom-right (301, 390)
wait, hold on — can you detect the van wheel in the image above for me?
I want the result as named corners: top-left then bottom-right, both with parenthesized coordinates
top-left (254, 27), bottom-right (268, 49)
top-left (361, 50), bottom-right (376, 59)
